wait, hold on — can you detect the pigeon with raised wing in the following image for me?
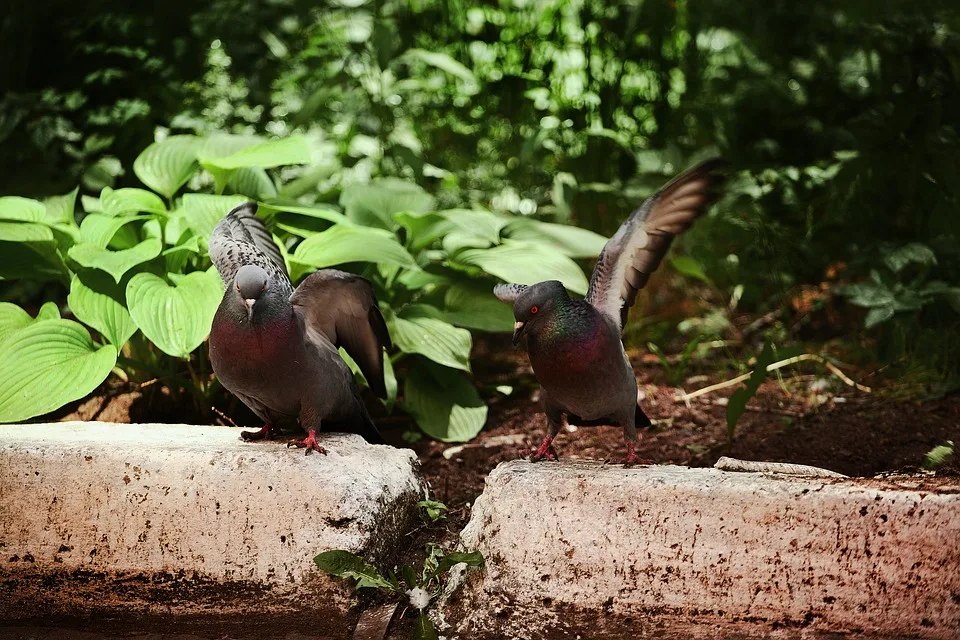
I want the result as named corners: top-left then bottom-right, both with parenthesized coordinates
top-left (208, 202), bottom-right (390, 452)
top-left (494, 159), bottom-right (727, 464)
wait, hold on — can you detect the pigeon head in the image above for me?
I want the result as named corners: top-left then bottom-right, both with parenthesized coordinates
top-left (511, 280), bottom-right (569, 346)
top-left (234, 264), bottom-right (269, 321)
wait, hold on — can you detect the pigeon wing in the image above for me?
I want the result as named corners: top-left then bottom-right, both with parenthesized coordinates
top-left (585, 158), bottom-right (728, 331)
top-left (291, 269), bottom-right (392, 399)
top-left (209, 202), bottom-right (290, 290)
top-left (493, 283), bottom-right (529, 304)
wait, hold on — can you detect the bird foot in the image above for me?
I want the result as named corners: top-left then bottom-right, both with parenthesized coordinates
top-left (621, 443), bottom-right (651, 467)
top-left (240, 423), bottom-right (273, 442)
top-left (521, 438), bottom-right (559, 462)
top-left (287, 430), bottom-right (328, 455)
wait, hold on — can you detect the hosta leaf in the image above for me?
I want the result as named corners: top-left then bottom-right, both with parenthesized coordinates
top-left (291, 225), bottom-right (417, 278)
top-left (395, 210), bottom-right (454, 251)
top-left (670, 255), bottom-right (713, 285)
top-left (403, 363), bottom-right (487, 442)
top-left (341, 179), bottom-right (436, 229)
top-left (43, 188), bottom-right (79, 225)
top-left (258, 203), bottom-right (349, 225)
top-left (443, 284), bottom-right (515, 332)
top-left (125, 269), bottom-right (222, 358)
top-left (865, 306), bottom-right (896, 328)
top-left (437, 209), bottom-right (507, 245)
top-left (68, 238), bottom-right (163, 283)
top-left (78, 213), bottom-right (144, 248)
top-left (503, 219), bottom-right (608, 258)
top-left (202, 135), bottom-right (311, 170)
top-left (454, 241), bottom-right (590, 295)
top-left (133, 135), bottom-right (202, 199)
top-left (390, 306), bottom-right (472, 371)
top-left (0, 196), bottom-right (45, 222)
top-left (0, 319), bottom-right (118, 423)
top-left (179, 193), bottom-right (251, 242)
top-left (68, 271), bottom-right (137, 347)
top-left (0, 303), bottom-right (33, 346)
top-left (227, 167), bottom-right (278, 199)
top-left (0, 221), bottom-right (69, 283)
top-left (101, 187), bottom-right (167, 217)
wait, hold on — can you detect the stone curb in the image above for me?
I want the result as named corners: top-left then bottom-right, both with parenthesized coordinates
top-left (0, 421), bottom-right (425, 626)
top-left (442, 460), bottom-right (960, 640)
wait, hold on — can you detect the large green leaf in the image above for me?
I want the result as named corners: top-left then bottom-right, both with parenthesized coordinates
top-left (0, 303), bottom-right (33, 345)
top-left (0, 221), bottom-right (69, 282)
top-left (179, 194), bottom-right (251, 242)
top-left (258, 203), bottom-right (349, 226)
top-left (0, 319), bottom-right (118, 423)
top-left (503, 218), bottom-right (608, 258)
top-left (403, 363), bottom-right (487, 442)
top-left (68, 272), bottom-right (138, 347)
top-left (340, 179), bottom-right (436, 229)
top-left (390, 306), bottom-right (472, 371)
top-left (68, 238), bottom-right (162, 283)
top-left (227, 167), bottom-right (278, 199)
top-left (101, 187), bottom-right (167, 217)
top-left (43, 188), bottom-right (79, 225)
top-left (133, 135), bottom-right (202, 199)
top-left (78, 213), bottom-right (144, 248)
top-left (0, 196), bottom-right (45, 222)
top-left (437, 209), bottom-right (507, 245)
top-left (454, 241), bottom-right (590, 295)
top-left (126, 269), bottom-right (223, 358)
top-left (291, 225), bottom-right (417, 277)
top-left (201, 135), bottom-right (311, 170)
top-left (442, 284), bottom-right (515, 332)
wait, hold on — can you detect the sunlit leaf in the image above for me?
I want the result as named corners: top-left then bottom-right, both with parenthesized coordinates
top-left (403, 362), bottom-right (487, 442)
top-left (404, 48), bottom-right (477, 84)
top-left (390, 306), bottom-right (472, 371)
top-left (454, 241), bottom-right (590, 295)
top-left (313, 550), bottom-right (397, 591)
top-left (0, 319), bottom-right (117, 423)
top-left (0, 196), bottom-right (45, 222)
top-left (68, 238), bottom-right (162, 283)
top-left (341, 179), bottom-right (436, 229)
top-left (503, 218), bottom-right (607, 258)
top-left (133, 135), bottom-right (202, 199)
top-left (179, 193), bottom-right (251, 243)
top-left (68, 271), bottom-right (138, 347)
top-left (43, 188), bottom-right (79, 225)
top-left (291, 225), bottom-right (417, 277)
top-left (101, 187), bottom-right (167, 217)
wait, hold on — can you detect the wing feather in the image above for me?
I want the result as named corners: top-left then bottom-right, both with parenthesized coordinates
top-left (585, 158), bottom-right (728, 331)
top-left (291, 269), bottom-right (392, 399)
top-left (209, 202), bottom-right (290, 290)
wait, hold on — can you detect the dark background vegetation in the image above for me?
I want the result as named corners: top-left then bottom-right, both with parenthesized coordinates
top-left (2, 0), bottom-right (959, 395)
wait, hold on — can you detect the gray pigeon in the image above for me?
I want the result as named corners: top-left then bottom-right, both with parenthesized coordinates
top-left (494, 158), bottom-right (727, 464)
top-left (208, 203), bottom-right (390, 453)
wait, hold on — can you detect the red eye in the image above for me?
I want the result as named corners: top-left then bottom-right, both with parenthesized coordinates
top-left (530, 305), bottom-right (539, 314)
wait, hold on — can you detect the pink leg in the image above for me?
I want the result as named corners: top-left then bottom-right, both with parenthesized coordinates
top-left (241, 423), bottom-right (273, 441)
top-left (521, 435), bottom-right (560, 462)
top-left (622, 440), bottom-right (652, 467)
top-left (287, 428), bottom-right (328, 455)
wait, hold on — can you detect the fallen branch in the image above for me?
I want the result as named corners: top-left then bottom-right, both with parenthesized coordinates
top-left (674, 353), bottom-right (871, 403)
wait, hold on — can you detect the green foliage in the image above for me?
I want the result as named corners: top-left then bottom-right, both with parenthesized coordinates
top-left (417, 499), bottom-right (449, 522)
top-left (647, 335), bottom-right (703, 387)
top-left (726, 342), bottom-right (776, 441)
top-left (314, 544), bottom-right (483, 638)
top-left (922, 441), bottom-right (954, 471)
top-left (0, 131), bottom-right (603, 441)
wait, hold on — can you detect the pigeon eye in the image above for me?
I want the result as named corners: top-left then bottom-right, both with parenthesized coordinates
top-left (530, 305), bottom-right (539, 314)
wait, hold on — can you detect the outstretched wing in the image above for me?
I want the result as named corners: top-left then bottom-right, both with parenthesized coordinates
top-left (291, 269), bottom-right (392, 399)
top-left (209, 202), bottom-right (290, 289)
top-left (585, 158), bottom-right (728, 331)
top-left (493, 283), bottom-right (528, 304)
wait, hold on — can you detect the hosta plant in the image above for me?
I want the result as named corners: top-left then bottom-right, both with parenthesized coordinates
top-left (0, 133), bottom-right (607, 441)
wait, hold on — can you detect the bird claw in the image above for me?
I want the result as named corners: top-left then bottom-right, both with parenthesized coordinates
top-left (287, 431), bottom-right (328, 455)
top-left (521, 438), bottom-right (559, 462)
top-left (240, 423), bottom-right (273, 442)
top-left (621, 443), bottom-right (651, 467)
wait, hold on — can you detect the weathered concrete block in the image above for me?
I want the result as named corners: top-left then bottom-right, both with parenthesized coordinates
top-left (0, 421), bottom-right (424, 627)
top-left (444, 460), bottom-right (960, 640)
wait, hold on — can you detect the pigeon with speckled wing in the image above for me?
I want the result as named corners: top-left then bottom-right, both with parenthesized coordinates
top-left (208, 202), bottom-right (391, 452)
top-left (494, 158), bottom-right (727, 464)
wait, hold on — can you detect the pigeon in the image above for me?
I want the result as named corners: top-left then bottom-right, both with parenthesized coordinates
top-left (494, 158), bottom-right (727, 465)
top-left (208, 202), bottom-right (391, 453)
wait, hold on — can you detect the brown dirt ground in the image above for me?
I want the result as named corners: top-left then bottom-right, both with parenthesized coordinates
top-left (36, 332), bottom-right (960, 639)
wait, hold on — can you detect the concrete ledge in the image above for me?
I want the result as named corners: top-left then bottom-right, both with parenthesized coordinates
top-left (444, 460), bottom-right (960, 639)
top-left (0, 422), bottom-right (425, 624)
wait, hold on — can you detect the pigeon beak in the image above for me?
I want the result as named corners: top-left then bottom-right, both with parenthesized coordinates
top-left (244, 298), bottom-right (256, 321)
top-left (512, 321), bottom-right (527, 346)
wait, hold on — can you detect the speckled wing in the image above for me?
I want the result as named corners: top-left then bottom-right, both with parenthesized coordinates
top-left (585, 158), bottom-right (728, 332)
top-left (493, 283), bottom-right (529, 303)
top-left (209, 202), bottom-right (291, 291)
top-left (291, 269), bottom-right (392, 399)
